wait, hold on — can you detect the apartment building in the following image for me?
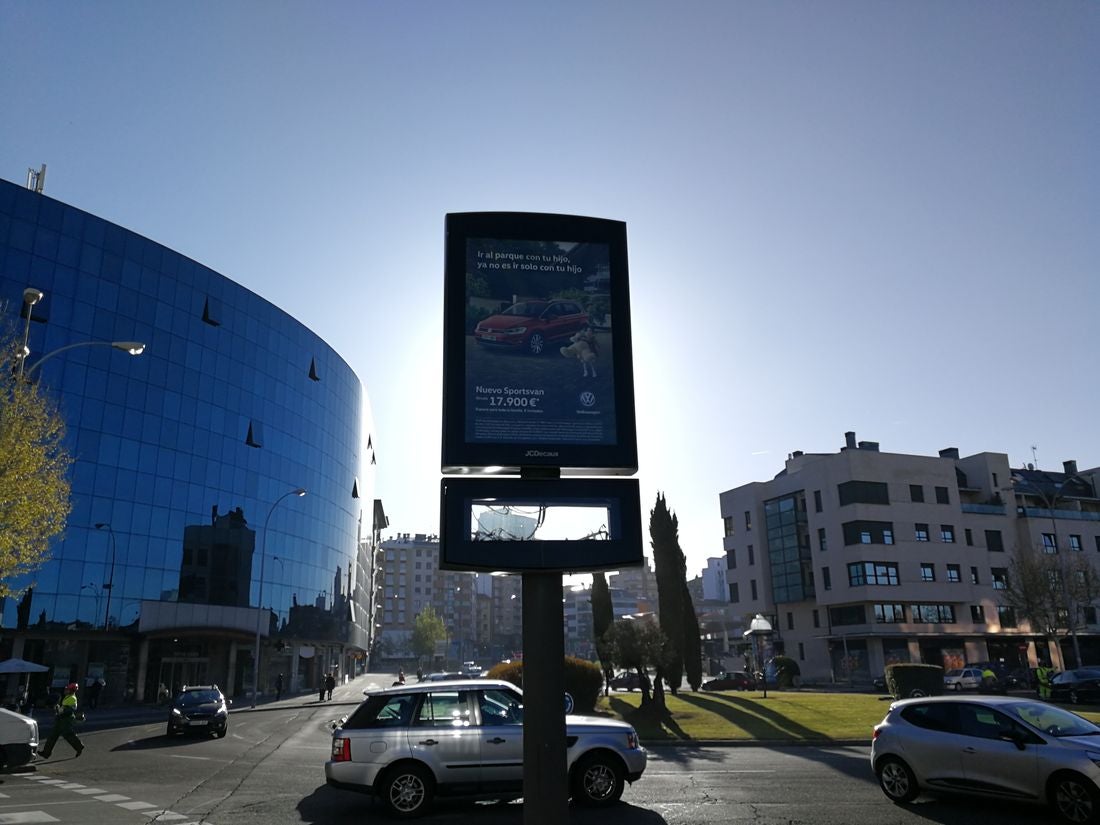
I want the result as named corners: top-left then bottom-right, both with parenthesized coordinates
top-left (719, 432), bottom-right (1100, 683)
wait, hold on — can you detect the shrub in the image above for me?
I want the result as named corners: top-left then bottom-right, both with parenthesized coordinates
top-left (484, 657), bottom-right (604, 714)
top-left (886, 663), bottom-right (944, 698)
top-left (772, 656), bottom-right (801, 689)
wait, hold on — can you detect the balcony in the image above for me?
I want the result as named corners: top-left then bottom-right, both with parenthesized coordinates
top-left (1018, 506), bottom-right (1100, 523)
top-left (961, 503), bottom-right (1006, 515)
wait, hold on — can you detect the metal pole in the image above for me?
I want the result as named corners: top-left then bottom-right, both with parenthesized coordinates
top-left (17, 288), bottom-right (43, 377)
top-left (252, 488), bottom-right (306, 708)
top-left (96, 523), bottom-right (116, 630)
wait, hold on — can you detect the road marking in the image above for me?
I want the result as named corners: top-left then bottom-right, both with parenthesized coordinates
top-left (117, 801), bottom-right (156, 810)
top-left (16, 770), bottom-right (216, 824)
top-left (647, 769), bottom-right (777, 775)
top-left (94, 794), bottom-right (130, 802)
top-left (0, 814), bottom-right (61, 823)
top-left (166, 754), bottom-right (212, 761)
top-left (72, 789), bottom-right (107, 795)
top-left (54, 785), bottom-right (82, 790)
top-left (138, 812), bottom-right (189, 821)
top-left (32, 782), bottom-right (68, 787)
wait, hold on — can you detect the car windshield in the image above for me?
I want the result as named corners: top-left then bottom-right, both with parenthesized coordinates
top-left (499, 302), bottom-right (546, 317)
top-left (1009, 701), bottom-right (1100, 737)
top-left (177, 690), bottom-right (221, 706)
top-left (945, 670), bottom-right (963, 677)
top-left (1076, 669), bottom-right (1100, 679)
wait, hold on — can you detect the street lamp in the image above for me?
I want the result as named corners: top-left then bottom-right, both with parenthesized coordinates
top-left (743, 613), bottom-right (774, 698)
top-left (24, 340), bottom-right (145, 378)
top-left (17, 287), bottom-right (44, 377)
top-left (95, 523), bottom-right (117, 630)
top-left (252, 487), bottom-right (306, 708)
top-left (81, 583), bottom-right (103, 628)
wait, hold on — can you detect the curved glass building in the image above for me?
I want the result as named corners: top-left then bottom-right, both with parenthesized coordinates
top-left (0, 178), bottom-right (379, 703)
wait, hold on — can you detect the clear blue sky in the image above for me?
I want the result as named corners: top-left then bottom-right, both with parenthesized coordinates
top-left (2, 2), bottom-right (1096, 579)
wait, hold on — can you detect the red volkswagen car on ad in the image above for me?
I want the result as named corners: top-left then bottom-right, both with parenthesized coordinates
top-left (474, 299), bottom-right (589, 355)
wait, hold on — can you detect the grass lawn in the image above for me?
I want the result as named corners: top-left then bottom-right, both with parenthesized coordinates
top-left (598, 689), bottom-right (1100, 743)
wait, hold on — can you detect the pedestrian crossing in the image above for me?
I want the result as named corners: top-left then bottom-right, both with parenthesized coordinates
top-left (12, 773), bottom-right (214, 824)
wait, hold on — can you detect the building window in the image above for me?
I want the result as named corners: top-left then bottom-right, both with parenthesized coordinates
top-left (1071, 535), bottom-right (1083, 552)
top-left (748, 545), bottom-right (755, 566)
top-left (724, 516), bottom-right (734, 537)
top-left (822, 567), bottom-right (831, 590)
top-left (971, 605), bottom-right (985, 623)
top-left (1042, 533), bottom-right (1058, 554)
top-left (1086, 606), bottom-right (1098, 625)
top-left (970, 566), bottom-right (979, 585)
top-left (829, 605), bottom-right (867, 626)
top-left (745, 510), bottom-right (752, 531)
top-left (910, 604), bottom-right (956, 623)
top-left (818, 527), bottom-right (827, 552)
top-left (798, 642), bottom-right (805, 661)
top-left (920, 563), bottom-right (935, 582)
top-left (1096, 536), bottom-right (1100, 553)
top-left (874, 603), bottom-right (905, 623)
top-left (814, 490), bottom-right (822, 512)
top-left (992, 567), bottom-right (1008, 590)
top-left (910, 484), bottom-right (924, 503)
top-left (935, 486), bottom-right (950, 504)
top-left (965, 528), bottom-right (973, 546)
top-left (838, 480), bottom-right (890, 506)
top-left (750, 580), bottom-right (758, 600)
top-left (997, 606), bottom-right (1017, 628)
top-left (728, 549), bottom-right (736, 569)
top-left (729, 582), bottom-right (739, 603)
top-left (946, 564), bottom-right (961, 583)
top-left (812, 609), bottom-right (820, 628)
top-left (940, 525), bottom-right (955, 543)
top-left (985, 530), bottom-right (1004, 552)
top-left (915, 523), bottom-right (929, 542)
top-left (786, 612), bottom-right (794, 631)
top-left (847, 561), bottom-right (899, 586)
top-left (842, 521), bottom-right (895, 546)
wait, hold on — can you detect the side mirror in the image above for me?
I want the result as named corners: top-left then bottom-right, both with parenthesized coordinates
top-left (1002, 728), bottom-right (1027, 751)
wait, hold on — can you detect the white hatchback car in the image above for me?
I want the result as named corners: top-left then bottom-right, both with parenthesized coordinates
top-left (872, 695), bottom-right (1100, 823)
top-left (325, 678), bottom-right (646, 817)
top-left (943, 667), bottom-right (984, 691)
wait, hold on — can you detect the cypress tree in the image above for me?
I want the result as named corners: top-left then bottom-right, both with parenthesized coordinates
top-left (650, 493), bottom-right (685, 695)
top-left (590, 572), bottom-right (614, 693)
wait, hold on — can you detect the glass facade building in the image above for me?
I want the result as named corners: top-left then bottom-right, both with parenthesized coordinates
top-left (0, 179), bottom-right (377, 703)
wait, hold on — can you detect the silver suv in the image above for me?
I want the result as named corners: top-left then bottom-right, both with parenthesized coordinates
top-left (872, 695), bottom-right (1100, 823)
top-left (325, 678), bottom-right (646, 817)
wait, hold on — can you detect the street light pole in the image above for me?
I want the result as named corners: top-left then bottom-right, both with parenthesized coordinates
top-left (95, 523), bottom-right (117, 630)
top-left (24, 340), bottom-right (145, 377)
top-left (252, 488), bottom-right (306, 708)
top-left (17, 287), bottom-right (44, 377)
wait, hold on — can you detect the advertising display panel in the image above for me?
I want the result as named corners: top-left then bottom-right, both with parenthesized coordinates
top-left (439, 477), bottom-right (642, 572)
top-left (442, 212), bottom-right (637, 474)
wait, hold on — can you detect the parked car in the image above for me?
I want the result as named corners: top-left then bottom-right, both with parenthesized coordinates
top-left (166, 685), bottom-right (230, 738)
top-left (0, 706), bottom-right (38, 769)
top-left (607, 671), bottom-right (642, 691)
top-left (424, 671), bottom-right (466, 683)
top-left (1050, 668), bottom-right (1100, 705)
top-left (943, 668), bottom-right (984, 691)
top-left (872, 694), bottom-right (1100, 823)
top-left (326, 678), bottom-right (647, 816)
top-left (461, 661), bottom-right (483, 677)
top-left (473, 299), bottom-right (589, 355)
top-left (701, 671), bottom-right (755, 691)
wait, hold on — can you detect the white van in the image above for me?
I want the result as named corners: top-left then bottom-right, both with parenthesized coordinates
top-left (0, 706), bottom-right (39, 770)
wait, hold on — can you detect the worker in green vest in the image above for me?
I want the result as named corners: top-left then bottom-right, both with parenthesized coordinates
top-left (40, 682), bottom-right (84, 759)
top-left (1036, 664), bottom-right (1053, 700)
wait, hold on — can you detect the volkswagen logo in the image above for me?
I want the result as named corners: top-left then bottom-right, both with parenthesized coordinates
top-left (579, 391), bottom-right (596, 407)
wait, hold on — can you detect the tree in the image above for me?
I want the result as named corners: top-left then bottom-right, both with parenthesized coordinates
top-left (0, 328), bottom-right (72, 596)
top-left (603, 617), bottom-right (670, 709)
top-left (590, 572), bottom-right (615, 694)
top-left (1000, 546), bottom-right (1100, 669)
top-left (681, 582), bottom-right (703, 690)
top-left (410, 605), bottom-right (448, 665)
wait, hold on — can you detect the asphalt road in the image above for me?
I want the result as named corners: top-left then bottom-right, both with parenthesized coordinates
top-left (0, 675), bottom-right (1062, 825)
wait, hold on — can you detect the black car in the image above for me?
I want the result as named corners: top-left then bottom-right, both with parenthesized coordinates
top-left (702, 671), bottom-right (755, 691)
top-left (167, 685), bottom-right (230, 738)
top-left (1049, 668), bottom-right (1100, 705)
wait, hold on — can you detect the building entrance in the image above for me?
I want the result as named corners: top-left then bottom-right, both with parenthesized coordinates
top-left (159, 657), bottom-right (210, 696)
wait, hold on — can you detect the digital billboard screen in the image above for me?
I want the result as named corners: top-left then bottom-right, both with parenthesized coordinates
top-left (442, 213), bottom-right (637, 474)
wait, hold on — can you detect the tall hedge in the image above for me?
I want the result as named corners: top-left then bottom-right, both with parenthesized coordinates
top-left (485, 657), bottom-right (604, 713)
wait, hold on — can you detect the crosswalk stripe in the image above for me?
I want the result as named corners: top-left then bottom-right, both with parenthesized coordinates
top-left (140, 812), bottom-right (189, 821)
top-left (0, 813), bottom-right (61, 823)
top-left (93, 794), bottom-right (129, 802)
top-left (71, 788), bottom-right (106, 795)
top-left (117, 801), bottom-right (156, 811)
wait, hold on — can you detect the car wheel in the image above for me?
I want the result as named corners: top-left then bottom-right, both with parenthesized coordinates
top-left (908, 688), bottom-right (927, 698)
top-left (380, 763), bottom-right (434, 818)
top-left (215, 726), bottom-right (227, 739)
top-left (527, 333), bottom-right (545, 355)
top-left (166, 724), bottom-right (179, 737)
top-left (572, 752), bottom-right (625, 806)
top-left (877, 756), bottom-right (919, 804)
top-left (1050, 772), bottom-right (1100, 824)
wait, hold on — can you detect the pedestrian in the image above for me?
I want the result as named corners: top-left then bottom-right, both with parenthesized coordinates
top-left (416, 665), bottom-right (423, 682)
top-left (40, 683), bottom-right (84, 759)
top-left (275, 673), bottom-right (283, 701)
top-left (158, 682), bottom-right (170, 704)
top-left (325, 672), bottom-right (336, 701)
top-left (87, 677), bottom-right (104, 710)
top-left (319, 676), bottom-right (327, 703)
top-left (15, 682), bottom-right (28, 716)
top-left (1037, 664), bottom-right (1053, 700)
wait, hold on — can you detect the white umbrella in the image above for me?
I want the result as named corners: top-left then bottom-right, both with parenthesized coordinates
top-left (0, 658), bottom-right (49, 674)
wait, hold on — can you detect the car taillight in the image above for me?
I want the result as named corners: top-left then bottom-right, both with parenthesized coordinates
top-left (331, 737), bottom-right (351, 762)
top-left (872, 727), bottom-right (881, 740)
top-left (626, 731), bottom-right (639, 750)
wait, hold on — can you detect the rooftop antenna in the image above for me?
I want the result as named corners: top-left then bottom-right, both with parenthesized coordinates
top-left (26, 164), bottom-right (46, 193)
top-left (1031, 445), bottom-right (1039, 468)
